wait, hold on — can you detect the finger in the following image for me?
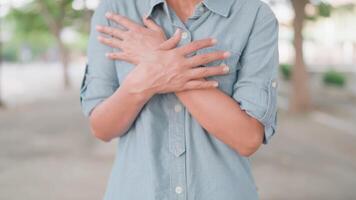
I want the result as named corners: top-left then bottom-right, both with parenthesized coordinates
top-left (106, 52), bottom-right (129, 60)
top-left (186, 64), bottom-right (230, 79)
top-left (96, 25), bottom-right (125, 40)
top-left (159, 29), bottom-right (181, 50)
top-left (182, 80), bottom-right (219, 90)
top-left (97, 35), bottom-right (123, 49)
top-left (177, 38), bottom-right (216, 55)
top-left (185, 51), bottom-right (231, 68)
top-left (106, 52), bottom-right (138, 64)
top-left (142, 15), bottom-right (162, 32)
top-left (105, 12), bottom-right (142, 31)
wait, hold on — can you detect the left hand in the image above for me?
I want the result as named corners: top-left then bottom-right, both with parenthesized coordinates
top-left (96, 12), bottom-right (167, 65)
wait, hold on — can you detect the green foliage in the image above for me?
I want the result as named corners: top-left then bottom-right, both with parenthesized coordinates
top-left (305, 2), bottom-right (332, 21)
top-left (280, 63), bottom-right (292, 80)
top-left (323, 70), bottom-right (346, 87)
top-left (3, 0), bottom-right (91, 62)
top-left (318, 2), bottom-right (332, 17)
top-left (6, 0), bottom-right (88, 34)
top-left (2, 44), bottom-right (18, 62)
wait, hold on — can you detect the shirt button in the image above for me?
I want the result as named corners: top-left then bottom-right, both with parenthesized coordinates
top-left (199, 6), bottom-right (205, 12)
top-left (174, 104), bottom-right (182, 112)
top-left (271, 79), bottom-right (278, 88)
top-left (181, 31), bottom-right (188, 39)
top-left (175, 186), bottom-right (183, 194)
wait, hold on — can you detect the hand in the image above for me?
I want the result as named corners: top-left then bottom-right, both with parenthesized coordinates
top-left (96, 12), bottom-right (231, 95)
top-left (120, 32), bottom-right (231, 96)
top-left (96, 12), bottom-right (167, 65)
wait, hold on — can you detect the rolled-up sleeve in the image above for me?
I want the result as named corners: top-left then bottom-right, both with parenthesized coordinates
top-left (232, 4), bottom-right (279, 144)
top-left (80, 0), bottom-right (119, 117)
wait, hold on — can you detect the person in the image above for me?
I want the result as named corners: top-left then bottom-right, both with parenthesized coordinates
top-left (79, 0), bottom-right (279, 199)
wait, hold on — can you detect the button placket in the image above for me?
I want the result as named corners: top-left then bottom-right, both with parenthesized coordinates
top-left (168, 97), bottom-right (186, 157)
top-left (169, 151), bottom-right (187, 200)
top-left (167, 95), bottom-right (187, 200)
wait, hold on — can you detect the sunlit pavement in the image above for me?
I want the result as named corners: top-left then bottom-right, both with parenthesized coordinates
top-left (0, 63), bottom-right (356, 200)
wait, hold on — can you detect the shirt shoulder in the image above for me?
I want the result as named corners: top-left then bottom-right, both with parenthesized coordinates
top-left (101, 0), bottom-right (150, 16)
top-left (230, 0), bottom-right (277, 23)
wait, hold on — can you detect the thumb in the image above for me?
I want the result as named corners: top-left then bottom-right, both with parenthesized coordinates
top-left (159, 29), bottom-right (181, 50)
top-left (142, 15), bottom-right (162, 32)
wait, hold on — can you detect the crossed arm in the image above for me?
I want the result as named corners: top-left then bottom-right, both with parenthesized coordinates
top-left (88, 12), bottom-right (266, 157)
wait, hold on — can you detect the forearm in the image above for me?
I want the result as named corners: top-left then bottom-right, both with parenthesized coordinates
top-left (89, 81), bottom-right (152, 142)
top-left (175, 88), bottom-right (264, 156)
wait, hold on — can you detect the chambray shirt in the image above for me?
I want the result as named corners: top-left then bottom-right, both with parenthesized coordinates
top-left (80, 0), bottom-right (279, 199)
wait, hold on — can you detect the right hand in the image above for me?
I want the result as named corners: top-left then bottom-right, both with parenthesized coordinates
top-left (121, 31), bottom-right (231, 97)
top-left (96, 13), bottom-right (231, 96)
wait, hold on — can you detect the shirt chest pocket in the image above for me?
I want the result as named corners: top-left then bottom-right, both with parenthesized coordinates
top-left (196, 46), bottom-right (241, 96)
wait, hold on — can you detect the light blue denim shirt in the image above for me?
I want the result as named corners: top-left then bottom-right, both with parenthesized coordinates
top-left (80, 0), bottom-right (279, 199)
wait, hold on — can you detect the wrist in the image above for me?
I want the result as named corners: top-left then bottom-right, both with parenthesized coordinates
top-left (120, 80), bottom-right (155, 104)
top-left (175, 78), bottom-right (206, 96)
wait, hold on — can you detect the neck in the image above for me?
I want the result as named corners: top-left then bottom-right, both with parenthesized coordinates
top-left (166, 0), bottom-right (203, 22)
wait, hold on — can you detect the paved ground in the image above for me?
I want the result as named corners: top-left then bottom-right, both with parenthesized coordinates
top-left (1, 89), bottom-right (355, 200)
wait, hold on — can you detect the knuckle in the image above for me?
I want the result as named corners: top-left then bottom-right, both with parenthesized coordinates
top-left (184, 82), bottom-right (192, 89)
top-left (200, 54), bottom-right (209, 61)
top-left (195, 44), bottom-right (204, 51)
top-left (219, 51), bottom-right (226, 58)
top-left (131, 26), bottom-right (141, 32)
top-left (200, 68), bottom-right (209, 76)
top-left (103, 38), bottom-right (109, 44)
top-left (193, 82), bottom-right (202, 88)
top-left (111, 16), bottom-right (119, 22)
top-left (101, 26), bottom-right (107, 32)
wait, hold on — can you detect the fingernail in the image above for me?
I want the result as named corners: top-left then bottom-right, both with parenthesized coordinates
top-left (223, 65), bottom-right (229, 73)
top-left (211, 38), bottom-right (217, 44)
top-left (213, 81), bottom-right (219, 87)
top-left (175, 29), bottom-right (181, 35)
top-left (105, 53), bottom-right (110, 57)
top-left (96, 25), bottom-right (102, 30)
top-left (105, 12), bottom-right (112, 17)
top-left (223, 51), bottom-right (231, 58)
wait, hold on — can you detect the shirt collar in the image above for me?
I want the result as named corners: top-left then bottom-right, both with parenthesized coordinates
top-left (202, 0), bottom-right (234, 17)
top-left (146, 0), bottom-right (234, 18)
top-left (146, 0), bottom-right (165, 17)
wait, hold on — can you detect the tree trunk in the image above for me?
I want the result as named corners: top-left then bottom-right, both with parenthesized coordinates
top-left (39, 1), bottom-right (70, 89)
top-left (56, 35), bottom-right (71, 89)
top-left (0, 63), bottom-right (3, 107)
top-left (0, 63), bottom-right (4, 107)
top-left (0, 35), bottom-right (4, 107)
top-left (289, 0), bottom-right (311, 112)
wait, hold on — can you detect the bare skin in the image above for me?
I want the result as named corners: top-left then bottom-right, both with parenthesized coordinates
top-left (91, 0), bottom-right (264, 156)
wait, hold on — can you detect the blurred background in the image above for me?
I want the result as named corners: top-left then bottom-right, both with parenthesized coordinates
top-left (0, 0), bottom-right (355, 199)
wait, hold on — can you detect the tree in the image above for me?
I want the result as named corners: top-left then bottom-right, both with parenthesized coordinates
top-left (290, 0), bottom-right (334, 112)
top-left (269, 0), bottom-right (333, 112)
top-left (7, 0), bottom-right (91, 89)
top-left (0, 39), bottom-right (3, 107)
top-left (0, 16), bottom-right (4, 107)
top-left (289, 0), bottom-right (311, 112)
